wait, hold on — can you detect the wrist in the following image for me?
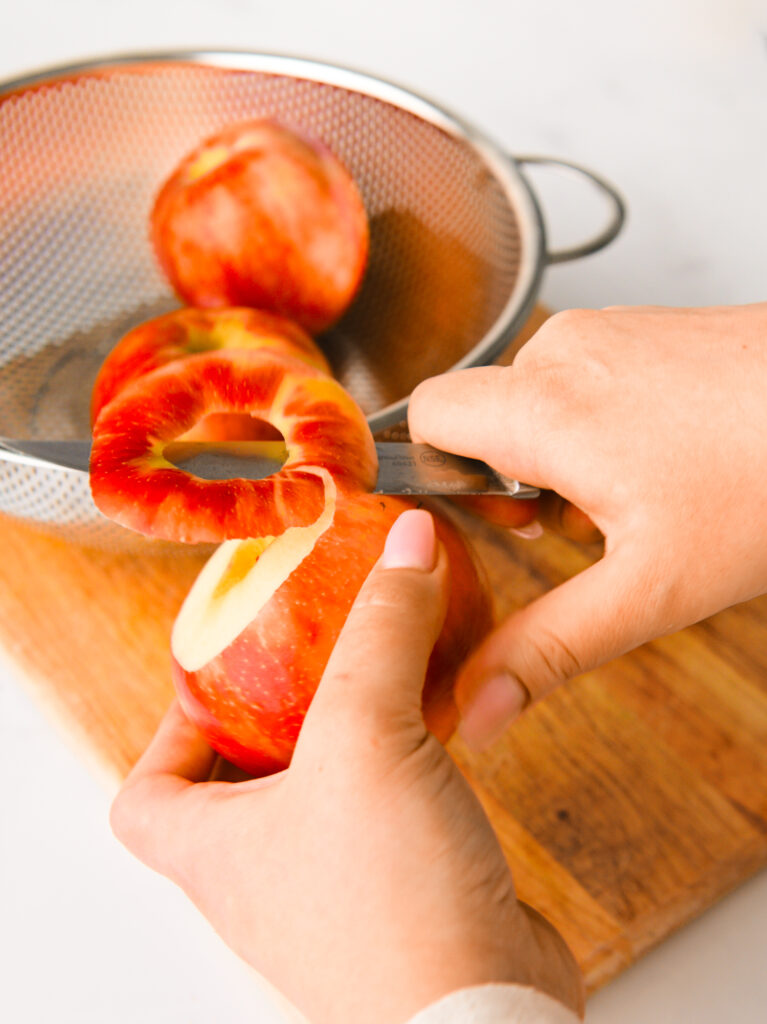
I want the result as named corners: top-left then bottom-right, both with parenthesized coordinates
top-left (317, 904), bottom-right (582, 1024)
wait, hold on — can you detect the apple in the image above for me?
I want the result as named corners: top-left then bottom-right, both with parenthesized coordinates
top-left (171, 472), bottom-right (493, 775)
top-left (91, 307), bottom-right (331, 427)
top-left (451, 494), bottom-right (541, 529)
top-left (89, 350), bottom-right (377, 543)
top-left (151, 120), bottom-right (369, 333)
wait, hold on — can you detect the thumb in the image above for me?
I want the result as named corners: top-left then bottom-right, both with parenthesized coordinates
top-left (456, 550), bottom-right (659, 750)
top-left (296, 509), bottom-right (449, 756)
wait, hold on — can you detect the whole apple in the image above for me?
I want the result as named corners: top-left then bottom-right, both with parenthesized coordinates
top-left (151, 120), bottom-right (369, 333)
top-left (171, 481), bottom-right (493, 775)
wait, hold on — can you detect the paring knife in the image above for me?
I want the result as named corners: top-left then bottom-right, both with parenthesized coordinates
top-left (0, 439), bottom-right (538, 498)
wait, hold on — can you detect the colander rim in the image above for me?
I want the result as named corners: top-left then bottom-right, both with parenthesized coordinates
top-left (0, 48), bottom-right (546, 433)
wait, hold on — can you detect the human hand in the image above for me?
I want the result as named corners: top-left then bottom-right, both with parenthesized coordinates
top-left (110, 509), bottom-right (583, 1024)
top-left (409, 303), bottom-right (767, 747)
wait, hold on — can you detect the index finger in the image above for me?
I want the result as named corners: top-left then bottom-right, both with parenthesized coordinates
top-left (110, 700), bottom-right (217, 876)
top-left (123, 699), bottom-right (217, 787)
top-left (408, 366), bottom-right (544, 486)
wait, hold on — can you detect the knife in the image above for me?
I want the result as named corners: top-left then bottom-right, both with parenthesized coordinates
top-left (0, 439), bottom-right (538, 498)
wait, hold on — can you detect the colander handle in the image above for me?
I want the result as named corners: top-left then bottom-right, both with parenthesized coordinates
top-left (515, 156), bottom-right (626, 264)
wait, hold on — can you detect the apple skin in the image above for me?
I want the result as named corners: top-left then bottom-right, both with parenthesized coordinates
top-left (91, 307), bottom-right (331, 427)
top-left (451, 494), bottom-right (541, 529)
top-left (90, 350), bottom-right (377, 543)
top-left (171, 493), bottom-right (493, 776)
top-left (151, 120), bottom-right (369, 333)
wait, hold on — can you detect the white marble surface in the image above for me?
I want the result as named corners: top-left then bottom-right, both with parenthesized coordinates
top-left (2, 1), bottom-right (766, 1021)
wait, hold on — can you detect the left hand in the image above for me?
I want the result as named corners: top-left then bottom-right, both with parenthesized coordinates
top-left (110, 509), bottom-right (583, 1024)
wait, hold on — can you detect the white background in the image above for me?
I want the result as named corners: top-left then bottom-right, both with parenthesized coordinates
top-left (2, 1), bottom-right (766, 1021)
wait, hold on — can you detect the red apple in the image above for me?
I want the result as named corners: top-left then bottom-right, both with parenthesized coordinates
top-left (89, 350), bottom-right (377, 543)
top-left (171, 477), bottom-right (493, 775)
top-left (151, 120), bottom-right (369, 333)
top-left (91, 307), bottom-right (331, 427)
top-left (451, 494), bottom-right (541, 529)
top-left (451, 494), bottom-right (600, 543)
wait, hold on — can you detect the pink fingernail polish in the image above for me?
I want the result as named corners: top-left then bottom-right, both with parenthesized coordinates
top-left (459, 674), bottom-right (527, 751)
top-left (381, 509), bottom-right (437, 571)
top-left (510, 520), bottom-right (543, 540)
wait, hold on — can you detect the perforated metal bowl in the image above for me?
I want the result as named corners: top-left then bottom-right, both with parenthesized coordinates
top-left (0, 50), bottom-right (624, 549)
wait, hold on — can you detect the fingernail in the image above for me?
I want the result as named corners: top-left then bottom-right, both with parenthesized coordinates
top-left (510, 520), bottom-right (543, 540)
top-left (459, 674), bottom-right (527, 751)
top-left (381, 509), bottom-right (437, 571)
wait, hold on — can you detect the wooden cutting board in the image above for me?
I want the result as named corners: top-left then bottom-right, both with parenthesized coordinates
top-left (3, 305), bottom-right (767, 994)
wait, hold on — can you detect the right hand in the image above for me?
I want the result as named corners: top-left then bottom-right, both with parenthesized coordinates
top-left (409, 303), bottom-right (767, 747)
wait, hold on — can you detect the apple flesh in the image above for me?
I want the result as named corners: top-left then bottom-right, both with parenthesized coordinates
top-left (151, 120), bottom-right (369, 333)
top-left (91, 306), bottom-right (330, 427)
top-left (89, 350), bottom-right (377, 543)
top-left (171, 472), bottom-right (493, 775)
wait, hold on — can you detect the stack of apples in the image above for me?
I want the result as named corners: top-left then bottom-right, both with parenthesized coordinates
top-left (90, 119), bottom-right (492, 775)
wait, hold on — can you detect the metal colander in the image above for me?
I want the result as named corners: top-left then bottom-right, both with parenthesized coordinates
top-left (0, 51), bottom-right (624, 550)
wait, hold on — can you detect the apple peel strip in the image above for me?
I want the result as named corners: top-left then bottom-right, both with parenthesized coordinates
top-left (172, 468), bottom-right (336, 672)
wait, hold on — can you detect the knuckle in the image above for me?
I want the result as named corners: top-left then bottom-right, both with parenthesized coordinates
top-left (515, 313), bottom-right (618, 415)
top-left (540, 307), bottom-right (597, 342)
top-left (521, 308), bottom-right (602, 369)
top-left (320, 667), bottom-right (357, 700)
top-left (310, 680), bottom-right (394, 746)
top-left (109, 786), bottom-right (140, 847)
top-left (514, 628), bottom-right (585, 702)
top-left (509, 357), bottom-right (571, 436)
top-left (109, 776), bottom-right (163, 852)
top-left (355, 571), bottom-right (439, 620)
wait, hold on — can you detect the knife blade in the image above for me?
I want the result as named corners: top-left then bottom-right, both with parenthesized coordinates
top-left (0, 439), bottom-right (538, 498)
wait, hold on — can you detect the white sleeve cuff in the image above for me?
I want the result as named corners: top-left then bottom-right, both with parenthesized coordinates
top-left (404, 984), bottom-right (580, 1024)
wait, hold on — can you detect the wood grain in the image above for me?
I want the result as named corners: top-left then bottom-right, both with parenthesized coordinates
top-left (2, 304), bottom-right (767, 993)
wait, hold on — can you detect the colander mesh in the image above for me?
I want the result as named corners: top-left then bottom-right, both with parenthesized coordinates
top-left (0, 60), bottom-right (523, 548)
